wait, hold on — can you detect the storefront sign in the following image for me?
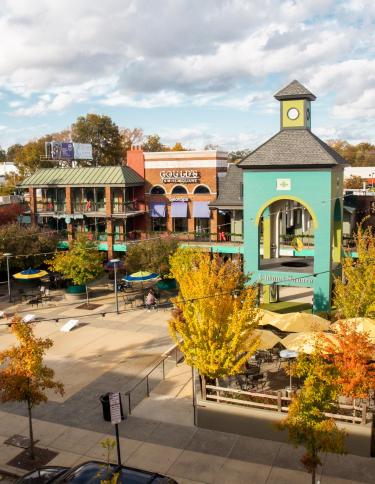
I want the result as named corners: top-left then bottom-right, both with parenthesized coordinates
top-left (160, 170), bottom-right (200, 183)
top-left (170, 197), bottom-right (189, 202)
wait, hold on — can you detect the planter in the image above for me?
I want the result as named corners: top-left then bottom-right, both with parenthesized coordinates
top-left (66, 284), bottom-right (86, 294)
top-left (65, 284), bottom-right (86, 301)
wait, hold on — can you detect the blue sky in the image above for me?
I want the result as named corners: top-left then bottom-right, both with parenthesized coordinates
top-left (0, 0), bottom-right (374, 151)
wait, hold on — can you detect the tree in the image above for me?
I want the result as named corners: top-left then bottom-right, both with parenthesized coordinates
top-left (0, 146), bottom-right (6, 163)
top-left (71, 114), bottom-right (123, 166)
top-left (142, 134), bottom-right (166, 152)
top-left (278, 349), bottom-right (346, 484)
top-left (0, 317), bottom-right (64, 459)
top-left (125, 237), bottom-right (179, 277)
top-left (168, 249), bottom-right (260, 379)
top-left (344, 175), bottom-right (363, 189)
top-left (0, 223), bottom-right (60, 271)
top-left (321, 320), bottom-right (375, 399)
top-left (0, 202), bottom-right (25, 224)
top-left (171, 142), bottom-right (188, 151)
top-left (120, 127), bottom-right (144, 160)
top-left (47, 236), bottom-right (104, 307)
top-left (6, 144), bottom-right (23, 163)
top-left (333, 221), bottom-right (375, 318)
top-left (228, 149), bottom-right (251, 163)
top-left (328, 140), bottom-right (375, 167)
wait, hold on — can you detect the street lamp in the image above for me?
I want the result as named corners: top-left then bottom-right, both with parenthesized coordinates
top-left (110, 259), bottom-right (120, 314)
top-left (3, 253), bottom-right (12, 303)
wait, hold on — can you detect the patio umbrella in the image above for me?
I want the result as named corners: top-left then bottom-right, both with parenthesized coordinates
top-left (270, 312), bottom-right (330, 333)
top-left (254, 329), bottom-right (281, 350)
top-left (281, 332), bottom-right (339, 354)
top-left (332, 318), bottom-right (375, 341)
top-left (13, 267), bottom-right (48, 280)
top-left (257, 309), bottom-right (281, 327)
top-left (122, 271), bottom-right (159, 282)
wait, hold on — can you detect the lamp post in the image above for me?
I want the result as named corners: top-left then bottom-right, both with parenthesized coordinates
top-left (110, 259), bottom-right (120, 314)
top-left (3, 253), bottom-right (12, 303)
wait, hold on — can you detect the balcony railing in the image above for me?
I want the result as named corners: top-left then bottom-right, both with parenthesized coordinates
top-left (36, 201), bottom-right (66, 213)
top-left (73, 201), bottom-right (106, 213)
top-left (112, 200), bottom-right (141, 214)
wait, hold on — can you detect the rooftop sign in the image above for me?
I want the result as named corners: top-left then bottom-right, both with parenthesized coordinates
top-left (160, 170), bottom-right (200, 184)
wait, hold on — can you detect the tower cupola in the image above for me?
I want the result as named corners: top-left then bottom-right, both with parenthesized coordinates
top-left (274, 80), bottom-right (316, 131)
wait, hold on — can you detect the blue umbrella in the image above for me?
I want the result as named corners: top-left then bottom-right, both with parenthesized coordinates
top-left (122, 271), bottom-right (159, 282)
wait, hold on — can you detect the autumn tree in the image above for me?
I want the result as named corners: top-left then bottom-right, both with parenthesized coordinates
top-left (0, 317), bottom-right (64, 459)
top-left (328, 140), bottom-right (375, 167)
top-left (142, 134), bottom-right (166, 152)
top-left (0, 146), bottom-right (6, 162)
top-left (120, 127), bottom-right (144, 160)
top-left (125, 237), bottom-right (179, 277)
top-left (71, 114), bottom-right (123, 166)
top-left (321, 320), bottom-right (375, 400)
top-left (168, 248), bottom-right (260, 379)
top-left (344, 175), bottom-right (364, 189)
top-left (48, 236), bottom-right (104, 307)
top-left (0, 223), bottom-right (60, 271)
top-left (333, 221), bottom-right (375, 318)
top-left (171, 142), bottom-right (188, 151)
top-left (278, 349), bottom-right (346, 484)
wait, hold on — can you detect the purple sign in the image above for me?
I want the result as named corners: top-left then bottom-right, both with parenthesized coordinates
top-left (61, 142), bottom-right (74, 160)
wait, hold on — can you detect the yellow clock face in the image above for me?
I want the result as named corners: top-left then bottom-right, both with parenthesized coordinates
top-left (282, 99), bottom-right (305, 128)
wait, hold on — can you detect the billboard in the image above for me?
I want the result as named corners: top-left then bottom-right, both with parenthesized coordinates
top-left (73, 143), bottom-right (93, 160)
top-left (45, 141), bottom-right (93, 160)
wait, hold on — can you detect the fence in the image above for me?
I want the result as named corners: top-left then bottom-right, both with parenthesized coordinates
top-left (203, 383), bottom-right (370, 425)
top-left (124, 343), bottom-right (184, 415)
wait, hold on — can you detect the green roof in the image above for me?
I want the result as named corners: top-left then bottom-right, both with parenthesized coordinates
top-left (20, 166), bottom-right (144, 187)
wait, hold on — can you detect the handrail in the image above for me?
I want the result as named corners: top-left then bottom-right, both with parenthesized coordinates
top-left (124, 342), bottom-right (183, 415)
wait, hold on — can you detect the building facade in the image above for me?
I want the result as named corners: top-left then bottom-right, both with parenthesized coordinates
top-left (127, 147), bottom-right (228, 242)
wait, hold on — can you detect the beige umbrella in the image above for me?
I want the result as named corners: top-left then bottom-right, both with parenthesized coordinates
top-left (271, 312), bottom-right (330, 333)
top-left (254, 329), bottom-right (281, 350)
top-left (257, 309), bottom-right (281, 327)
top-left (332, 318), bottom-right (375, 340)
top-left (282, 332), bottom-right (338, 354)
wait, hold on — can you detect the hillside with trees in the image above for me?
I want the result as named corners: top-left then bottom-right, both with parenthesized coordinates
top-left (328, 140), bottom-right (375, 166)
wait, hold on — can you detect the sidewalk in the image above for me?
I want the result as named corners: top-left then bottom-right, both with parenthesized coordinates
top-left (1, 362), bottom-right (375, 483)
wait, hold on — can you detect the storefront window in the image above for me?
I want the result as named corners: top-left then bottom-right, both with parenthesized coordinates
top-left (152, 217), bottom-right (167, 232)
top-left (173, 218), bottom-right (188, 233)
top-left (171, 185), bottom-right (188, 194)
top-left (195, 218), bottom-right (210, 240)
top-left (150, 185), bottom-right (166, 194)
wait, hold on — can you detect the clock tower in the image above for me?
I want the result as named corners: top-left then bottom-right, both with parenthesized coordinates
top-left (239, 80), bottom-right (349, 314)
top-left (275, 79), bottom-right (315, 130)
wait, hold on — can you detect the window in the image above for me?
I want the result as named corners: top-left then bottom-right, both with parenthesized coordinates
top-left (173, 218), bottom-right (188, 232)
top-left (195, 218), bottom-right (210, 241)
top-left (151, 217), bottom-right (167, 232)
top-left (171, 185), bottom-right (188, 194)
top-left (150, 185), bottom-right (166, 195)
top-left (194, 185), bottom-right (210, 194)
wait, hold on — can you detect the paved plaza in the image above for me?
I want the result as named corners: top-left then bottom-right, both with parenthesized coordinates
top-left (0, 294), bottom-right (374, 483)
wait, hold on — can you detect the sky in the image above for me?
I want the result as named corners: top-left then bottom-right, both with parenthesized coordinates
top-left (0, 0), bottom-right (374, 152)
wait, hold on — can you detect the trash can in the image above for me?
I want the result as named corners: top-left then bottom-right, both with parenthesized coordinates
top-left (100, 393), bottom-right (112, 422)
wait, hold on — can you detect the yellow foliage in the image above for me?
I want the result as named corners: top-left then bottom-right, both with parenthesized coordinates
top-left (334, 221), bottom-right (375, 318)
top-left (169, 249), bottom-right (260, 379)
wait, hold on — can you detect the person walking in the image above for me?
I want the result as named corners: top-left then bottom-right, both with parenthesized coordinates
top-left (145, 289), bottom-right (156, 311)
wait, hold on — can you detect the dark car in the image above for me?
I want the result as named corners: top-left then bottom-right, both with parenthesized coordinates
top-left (16, 460), bottom-right (178, 483)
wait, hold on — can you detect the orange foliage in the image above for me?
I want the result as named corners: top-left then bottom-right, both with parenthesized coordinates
top-left (320, 320), bottom-right (375, 399)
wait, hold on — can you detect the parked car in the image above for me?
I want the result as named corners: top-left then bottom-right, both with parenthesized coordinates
top-left (16, 460), bottom-right (178, 483)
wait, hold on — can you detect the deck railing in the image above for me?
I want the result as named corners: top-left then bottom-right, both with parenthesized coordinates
top-left (203, 383), bottom-right (371, 425)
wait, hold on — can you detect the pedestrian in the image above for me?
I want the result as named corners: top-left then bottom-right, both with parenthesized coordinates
top-left (145, 289), bottom-right (156, 311)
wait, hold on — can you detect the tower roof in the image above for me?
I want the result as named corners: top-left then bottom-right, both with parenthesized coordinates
top-left (238, 129), bottom-right (348, 169)
top-left (274, 80), bottom-right (316, 101)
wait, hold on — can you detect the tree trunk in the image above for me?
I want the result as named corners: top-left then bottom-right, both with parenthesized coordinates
top-left (311, 466), bottom-right (316, 484)
top-left (86, 284), bottom-right (89, 308)
top-left (27, 397), bottom-right (35, 460)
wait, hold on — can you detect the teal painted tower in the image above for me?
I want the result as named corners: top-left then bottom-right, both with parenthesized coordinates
top-left (238, 80), bottom-right (348, 313)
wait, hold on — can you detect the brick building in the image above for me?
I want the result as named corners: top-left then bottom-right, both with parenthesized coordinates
top-left (127, 147), bottom-right (228, 241)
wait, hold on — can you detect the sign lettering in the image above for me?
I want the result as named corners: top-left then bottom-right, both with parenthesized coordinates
top-left (160, 170), bottom-right (200, 184)
top-left (109, 392), bottom-right (122, 424)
